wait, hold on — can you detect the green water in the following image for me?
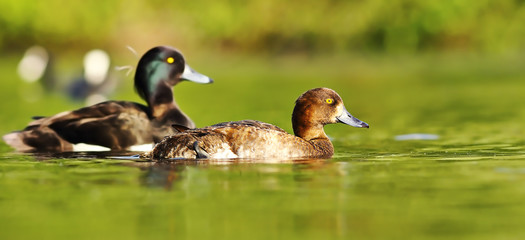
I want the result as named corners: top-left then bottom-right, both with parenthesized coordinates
top-left (1, 53), bottom-right (525, 239)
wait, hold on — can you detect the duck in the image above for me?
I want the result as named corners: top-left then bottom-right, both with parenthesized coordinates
top-left (146, 88), bottom-right (369, 160)
top-left (67, 49), bottom-right (118, 105)
top-left (17, 45), bottom-right (56, 92)
top-left (3, 46), bottom-right (213, 152)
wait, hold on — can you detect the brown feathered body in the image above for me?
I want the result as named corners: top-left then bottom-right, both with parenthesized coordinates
top-left (150, 120), bottom-right (334, 159)
top-left (148, 88), bottom-right (369, 160)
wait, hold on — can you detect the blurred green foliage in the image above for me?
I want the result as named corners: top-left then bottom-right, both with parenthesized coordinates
top-left (1, 0), bottom-right (524, 54)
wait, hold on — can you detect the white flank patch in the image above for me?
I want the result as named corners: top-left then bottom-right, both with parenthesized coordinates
top-left (72, 143), bottom-right (153, 152)
top-left (72, 143), bottom-right (111, 152)
top-left (129, 144), bottom-right (154, 152)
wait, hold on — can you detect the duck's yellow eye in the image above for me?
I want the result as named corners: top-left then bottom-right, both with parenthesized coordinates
top-left (166, 57), bottom-right (175, 64)
top-left (325, 98), bottom-right (333, 104)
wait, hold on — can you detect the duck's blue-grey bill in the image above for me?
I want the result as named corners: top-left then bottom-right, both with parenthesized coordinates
top-left (336, 107), bottom-right (369, 128)
top-left (181, 64), bottom-right (213, 84)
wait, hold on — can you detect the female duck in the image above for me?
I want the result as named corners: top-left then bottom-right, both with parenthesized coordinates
top-left (148, 88), bottom-right (369, 159)
top-left (3, 46), bottom-right (213, 152)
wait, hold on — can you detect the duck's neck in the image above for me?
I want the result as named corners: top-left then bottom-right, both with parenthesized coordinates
top-left (148, 81), bottom-right (177, 118)
top-left (309, 138), bottom-right (334, 158)
top-left (292, 122), bottom-right (328, 140)
top-left (292, 108), bottom-right (329, 141)
top-left (147, 81), bottom-right (195, 129)
top-left (292, 118), bottom-right (334, 157)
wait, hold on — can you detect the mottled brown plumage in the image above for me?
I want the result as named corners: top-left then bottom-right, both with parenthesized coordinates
top-left (3, 46), bottom-right (213, 152)
top-left (147, 88), bottom-right (369, 160)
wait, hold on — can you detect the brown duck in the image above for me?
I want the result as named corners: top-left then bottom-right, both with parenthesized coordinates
top-left (147, 88), bottom-right (368, 160)
top-left (3, 46), bottom-right (213, 152)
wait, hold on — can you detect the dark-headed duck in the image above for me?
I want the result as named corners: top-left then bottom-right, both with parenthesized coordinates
top-left (147, 88), bottom-right (368, 160)
top-left (3, 46), bottom-right (213, 152)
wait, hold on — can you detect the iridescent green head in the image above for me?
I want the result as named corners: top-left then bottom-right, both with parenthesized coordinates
top-left (134, 46), bottom-right (213, 104)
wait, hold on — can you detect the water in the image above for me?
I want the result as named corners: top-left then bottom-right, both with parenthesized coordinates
top-left (2, 148), bottom-right (525, 240)
top-left (1, 53), bottom-right (525, 239)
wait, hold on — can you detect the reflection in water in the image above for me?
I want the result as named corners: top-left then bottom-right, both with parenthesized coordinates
top-left (21, 150), bottom-right (337, 191)
top-left (137, 161), bottom-right (200, 190)
top-left (137, 157), bottom-right (332, 190)
top-left (141, 163), bottom-right (183, 190)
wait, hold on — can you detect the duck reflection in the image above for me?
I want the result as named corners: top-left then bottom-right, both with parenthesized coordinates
top-left (67, 49), bottom-right (118, 105)
top-left (138, 161), bottom-right (202, 190)
top-left (17, 150), bottom-right (336, 191)
top-left (137, 157), bottom-right (331, 190)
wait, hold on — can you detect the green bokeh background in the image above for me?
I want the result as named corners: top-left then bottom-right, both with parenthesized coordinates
top-left (1, 0), bottom-right (525, 55)
top-left (2, 1), bottom-right (525, 240)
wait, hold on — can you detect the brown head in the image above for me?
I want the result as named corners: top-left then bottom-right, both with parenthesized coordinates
top-left (292, 88), bottom-right (369, 141)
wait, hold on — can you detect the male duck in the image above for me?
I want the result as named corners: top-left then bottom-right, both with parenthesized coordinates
top-left (147, 88), bottom-right (368, 160)
top-left (3, 46), bottom-right (213, 152)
